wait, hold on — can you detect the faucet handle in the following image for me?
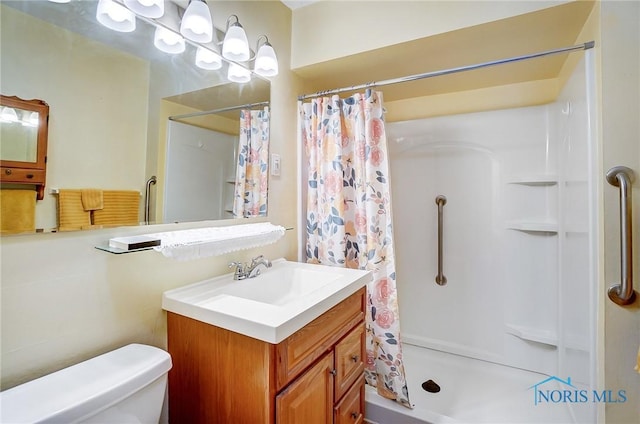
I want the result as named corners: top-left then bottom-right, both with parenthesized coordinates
top-left (250, 255), bottom-right (264, 265)
top-left (228, 261), bottom-right (246, 280)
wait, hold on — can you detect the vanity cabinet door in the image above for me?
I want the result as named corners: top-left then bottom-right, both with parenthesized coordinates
top-left (276, 352), bottom-right (334, 424)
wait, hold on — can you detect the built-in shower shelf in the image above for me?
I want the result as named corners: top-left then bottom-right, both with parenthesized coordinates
top-left (507, 174), bottom-right (558, 186)
top-left (506, 221), bottom-right (558, 233)
top-left (505, 324), bottom-right (558, 346)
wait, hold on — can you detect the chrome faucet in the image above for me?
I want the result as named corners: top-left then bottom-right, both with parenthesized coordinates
top-left (228, 255), bottom-right (272, 280)
top-left (247, 255), bottom-right (272, 278)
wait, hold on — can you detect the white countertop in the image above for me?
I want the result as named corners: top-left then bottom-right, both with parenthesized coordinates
top-left (162, 259), bottom-right (371, 344)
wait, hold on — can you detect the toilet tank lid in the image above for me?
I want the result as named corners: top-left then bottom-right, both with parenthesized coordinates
top-left (0, 343), bottom-right (172, 423)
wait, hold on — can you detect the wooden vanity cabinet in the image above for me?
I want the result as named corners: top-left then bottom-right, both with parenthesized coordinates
top-left (167, 287), bottom-right (366, 424)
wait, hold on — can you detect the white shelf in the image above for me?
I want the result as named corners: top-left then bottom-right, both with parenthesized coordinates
top-left (507, 174), bottom-right (558, 186)
top-left (505, 324), bottom-right (558, 346)
top-left (506, 221), bottom-right (558, 233)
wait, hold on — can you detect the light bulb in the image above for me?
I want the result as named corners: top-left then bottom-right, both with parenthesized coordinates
top-left (96, 0), bottom-right (136, 32)
top-left (124, 0), bottom-right (164, 19)
top-left (227, 63), bottom-right (251, 83)
top-left (0, 107), bottom-right (19, 122)
top-left (180, 0), bottom-right (213, 43)
top-left (195, 47), bottom-right (222, 70)
top-left (154, 27), bottom-right (186, 54)
top-left (254, 43), bottom-right (278, 77)
top-left (222, 23), bottom-right (250, 62)
top-left (28, 111), bottom-right (39, 126)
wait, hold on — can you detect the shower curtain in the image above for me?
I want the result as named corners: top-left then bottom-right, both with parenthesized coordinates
top-left (233, 107), bottom-right (269, 217)
top-left (300, 90), bottom-right (411, 407)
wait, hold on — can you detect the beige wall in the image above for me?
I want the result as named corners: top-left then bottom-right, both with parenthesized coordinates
top-left (0, 0), bottom-right (301, 390)
top-left (0, 5), bottom-right (149, 230)
top-left (291, 0), bottom-right (571, 68)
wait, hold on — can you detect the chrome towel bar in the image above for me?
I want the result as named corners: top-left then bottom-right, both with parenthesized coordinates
top-left (606, 166), bottom-right (636, 305)
top-left (435, 195), bottom-right (447, 286)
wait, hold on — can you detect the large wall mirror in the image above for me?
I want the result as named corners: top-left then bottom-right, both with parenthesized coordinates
top-left (0, 0), bottom-right (270, 234)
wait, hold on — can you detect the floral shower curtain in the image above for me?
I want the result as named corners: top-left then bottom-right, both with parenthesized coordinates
top-left (233, 107), bottom-right (269, 218)
top-left (300, 90), bottom-right (411, 407)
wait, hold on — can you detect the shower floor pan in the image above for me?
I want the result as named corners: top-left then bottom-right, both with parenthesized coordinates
top-left (365, 343), bottom-right (589, 424)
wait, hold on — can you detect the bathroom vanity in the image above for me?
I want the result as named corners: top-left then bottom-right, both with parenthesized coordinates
top-left (163, 259), bottom-right (370, 424)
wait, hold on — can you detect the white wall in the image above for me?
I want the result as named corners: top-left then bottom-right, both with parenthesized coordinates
top-left (599, 1), bottom-right (640, 423)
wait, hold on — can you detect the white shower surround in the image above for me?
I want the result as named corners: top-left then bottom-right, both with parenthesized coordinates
top-left (366, 55), bottom-right (597, 423)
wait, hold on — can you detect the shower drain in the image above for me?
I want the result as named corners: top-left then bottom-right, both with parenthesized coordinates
top-left (421, 379), bottom-right (441, 393)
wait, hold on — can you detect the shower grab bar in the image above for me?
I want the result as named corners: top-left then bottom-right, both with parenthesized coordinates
top-left (606, 166), bottom-right (636, 305)
top-left (144, 175), bottom-right (157, 225)
top-left (435, 195), bottom-right (447, 286)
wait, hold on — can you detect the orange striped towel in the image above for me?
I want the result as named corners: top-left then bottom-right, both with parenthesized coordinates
top-left (81, 189), bottom-right (103, 211)
top-left (92, 190), bottom-right (140, 227)
top-left (0, 189), bottom-right (36, 234)
top-left (57, 189), bottom-right (91, 231)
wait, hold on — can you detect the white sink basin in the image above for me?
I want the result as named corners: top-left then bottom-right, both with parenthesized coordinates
top-left (162, 259), bottom-right (371, 343)
top-left (200, 267), bottom-right (340, 306)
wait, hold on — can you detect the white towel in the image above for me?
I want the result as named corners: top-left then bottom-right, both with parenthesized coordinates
top-left (148, 222), bottom-right (286, 261)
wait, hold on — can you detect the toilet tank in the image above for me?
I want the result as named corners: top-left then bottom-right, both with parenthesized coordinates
top-left (0, 344), bottom-right (172, 424)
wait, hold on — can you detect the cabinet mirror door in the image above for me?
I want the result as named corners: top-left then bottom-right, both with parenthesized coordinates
top-left (0, 95), bottom-right (49, 200)
top-left (0, 95), bottom-right (49, 168)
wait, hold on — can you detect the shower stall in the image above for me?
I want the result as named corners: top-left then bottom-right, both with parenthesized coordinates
top-left (365, 53), bottom-right (598, 423)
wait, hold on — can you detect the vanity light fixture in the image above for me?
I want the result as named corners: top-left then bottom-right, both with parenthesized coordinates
top-left (195, 46), bottom-right (223, 70)
top-left (222, 15), bottom-right (250, 62)
top-left (154, 27), bottom-right (186, 54)
top-left (227, 63), bottom-right (252, 83)
top-left (123, 0), bottom-right (164, 19)
top-left (96, 0), bottom-right (136, 33)
top-left (0, 107), bottom-right (19, 123)
top-left (253, 35), bottom-right (279, 77)
top-left (57, 0), bottom-right (278, 83)
top-left (180, 0), bottom-right (213, 43)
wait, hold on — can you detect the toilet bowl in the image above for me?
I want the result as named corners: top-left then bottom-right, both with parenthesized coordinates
top-left (0, 343), bottom-right (172, 423)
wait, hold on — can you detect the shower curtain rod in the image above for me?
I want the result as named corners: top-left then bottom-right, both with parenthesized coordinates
top-left (297, 41), bottom-right (595, 101)
top-left (169, 100), bottom-right (270, 121)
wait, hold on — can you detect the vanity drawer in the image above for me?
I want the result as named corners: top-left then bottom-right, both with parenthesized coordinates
top-left (334, 323), bottom-right (365, 401)
top-left (276, 287), bottom-right (365, 390)
top-left (334, 378), bottom-right (364, 424)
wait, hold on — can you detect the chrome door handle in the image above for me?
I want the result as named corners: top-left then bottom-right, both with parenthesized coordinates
top-left (606, 166), bottom-right (636, 305)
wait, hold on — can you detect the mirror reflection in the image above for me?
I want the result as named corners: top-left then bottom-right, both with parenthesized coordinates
top-left (0, 106), bottom-right (39, 163)
top-left (0, 0), bottom-right (271, 234)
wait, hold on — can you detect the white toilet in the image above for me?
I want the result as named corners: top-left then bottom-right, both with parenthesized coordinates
top-left (0, 344), bottom-right (172, 423)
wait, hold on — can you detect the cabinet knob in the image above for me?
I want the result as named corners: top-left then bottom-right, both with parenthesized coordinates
top-left (329, 369), bottom-right (337, 376)
top-left (4, 169), bottom-right (11, 175)
top-left (26, 174), bottom-right (34, 179)
top-left (351, 355), bottom-right (359, 362)
top-left (351, 412), bottom-right (358, 419)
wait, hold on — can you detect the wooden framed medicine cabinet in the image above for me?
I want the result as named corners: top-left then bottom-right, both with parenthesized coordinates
top-left (0, 95), bottom-right (49, 200)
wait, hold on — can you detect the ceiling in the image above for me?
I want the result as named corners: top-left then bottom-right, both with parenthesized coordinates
top-left (293, 1), bottom-right (595, 102)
